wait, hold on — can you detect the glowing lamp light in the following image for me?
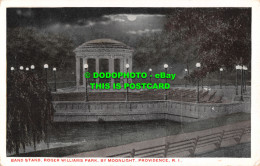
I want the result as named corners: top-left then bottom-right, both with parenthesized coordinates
top-left (31, 65), bottom-right (35, 70)
top-left (125, 64), bottom-right (130, 68)
top-left (185, 68), bottom-right (188, 72)
top-left (11, 67), bottom-right (15, 71)
top-left (149, 68), bottom-right (152, 72)
top-left (220, 68), bottom-right (224, 72)
top-left (236, 65), bottom-right (242, 70)
top-left (26, 67), bottom-right (29, 71)
top-left (196, 63), bottom-right (201, 68)
top-left (243, 65), bottom-right (248, 70)
top-left (44, 64), bottom-right (49, 69)
top-left (53, 67), bottom-right (57, 71)
top-left (19, 66), bottom-right (24, 70)
top-left (84, 64), bottom-right (88, 69)
top-left (164, 64), bottom-right (168, 69)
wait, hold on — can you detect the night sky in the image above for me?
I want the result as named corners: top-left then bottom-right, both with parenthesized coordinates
top-left (7, 8), bottom-right (174, 46)
top-left (6, 8), bottom-right (251, 77)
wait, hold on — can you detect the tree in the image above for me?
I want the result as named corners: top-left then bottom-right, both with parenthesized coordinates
top-left (7, 70), bottom-right (54, 155)
top-left (164, 8), bottom-right (251, 74)
top-left (7, 27), bottom-right (75, 73)
top-left (6, 27), bottom-right (73, 154)
top-left (133, 9), bottom-right (205, 72)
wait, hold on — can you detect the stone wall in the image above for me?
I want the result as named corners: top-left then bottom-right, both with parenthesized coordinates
top-left (53, 100), bottom-right (250, 123)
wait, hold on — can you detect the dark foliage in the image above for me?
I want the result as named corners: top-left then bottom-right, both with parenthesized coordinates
top-left (134, 8), bottom-right (251, 76)
top-left (7, 27), bottom-right (75, 71)
top-left (7, 63), bottom-right (54, 155)
top-left (165, 8), bottom-right (251, 72)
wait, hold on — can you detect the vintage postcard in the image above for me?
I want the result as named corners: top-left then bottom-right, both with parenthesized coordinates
top-left (0, 0), bottom-right (260, 166)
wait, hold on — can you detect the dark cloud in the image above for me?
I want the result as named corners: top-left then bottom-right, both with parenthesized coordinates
top-left (7, 8), bottom-right (172, 46)
top-left (7, 8), bottom-right (250, 47)
top-left (7, 8), bottom-right (172, 28)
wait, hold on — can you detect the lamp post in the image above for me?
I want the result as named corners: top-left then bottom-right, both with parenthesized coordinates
top-left (219, 68), bottom-right (223, 89)
top-left (196, 62), bottom-right (201, 103)
top-left (239, 64), bottom-right (243, 101)
top-left (31, 65), bottom-right (35, 71)
top-left (184, 68), bottom-right (188, 87)
top-left (53, 67), bottom-right (57, 92)
top-left (201, 78), bottom-right (204, 89)
top-left (44, 64), bottom-right (49, 84)
top-left (126, 64), bottom-right (130, 101)
top-left (207, 72), bottom-right (209, 88)
top-left (243, 66), bottom-right (248, 92)
top-left (84, 64), bottom-right (88, 102)
top-left (30, 65), bottom-right (35, 76)
top-left (235, 65), bottom-right (240, 95)
top-left (164, 64), bottom-right (168, 100)
top-left (10, 67), bottom-right (15, 82)
top-left (149, 68), bottom-right (152, 83)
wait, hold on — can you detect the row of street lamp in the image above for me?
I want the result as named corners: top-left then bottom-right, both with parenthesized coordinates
top-left (82, 63), bottom-right (168, 102)
top-left (10, 64), bottom-right (57, 92)
top-left (183, 63), bottom-right (248, 102)
top-left (10, 62), bottom-right (248, 103)
top-left (11, 64), bottom-right (57, 71)
top-left (236, 65), bottom-right (248, 101)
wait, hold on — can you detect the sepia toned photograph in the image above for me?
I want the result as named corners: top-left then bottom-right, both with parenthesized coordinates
top-left (6, 7), bottom-right (251, 158)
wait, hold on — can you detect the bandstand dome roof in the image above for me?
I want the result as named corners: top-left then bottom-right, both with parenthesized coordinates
top-left (74, 38), bottom-right (133, 53)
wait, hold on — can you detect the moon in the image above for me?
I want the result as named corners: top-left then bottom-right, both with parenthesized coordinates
top-left (127, 15), bottom-right (137, 21)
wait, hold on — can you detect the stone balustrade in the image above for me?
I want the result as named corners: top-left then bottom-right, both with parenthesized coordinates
top-left (52, 100), bottom-right (250, 122)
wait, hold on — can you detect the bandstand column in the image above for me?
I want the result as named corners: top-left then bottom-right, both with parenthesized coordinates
top-left (128, 56), bottom-right (133, 83)
top-left (124, 57), bottom-right (128, 84)
top-left (83, 58), bottom-right (87, 87)
top-left (109, 58), bottom-right (115, 84)
top-left (76, 56), bottom-right (80, 89)
top-left (95, 58), bottom-right (99, 84)
top-left (120, 57), bottom-right (124, 84)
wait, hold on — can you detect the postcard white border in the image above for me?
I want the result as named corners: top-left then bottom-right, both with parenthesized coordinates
top-left (1, 0), bottom-right (260, 166)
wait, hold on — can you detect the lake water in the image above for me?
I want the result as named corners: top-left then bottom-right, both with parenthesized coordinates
top-left (9, 112), bottom-right (250, 157)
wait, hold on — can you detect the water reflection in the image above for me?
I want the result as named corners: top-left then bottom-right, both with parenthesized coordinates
top-left (9, 112), bottom-right (250, 156)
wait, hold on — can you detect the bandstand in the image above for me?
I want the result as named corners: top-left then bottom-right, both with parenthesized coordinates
top-left (74, 39), bottom-right (134, 90)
